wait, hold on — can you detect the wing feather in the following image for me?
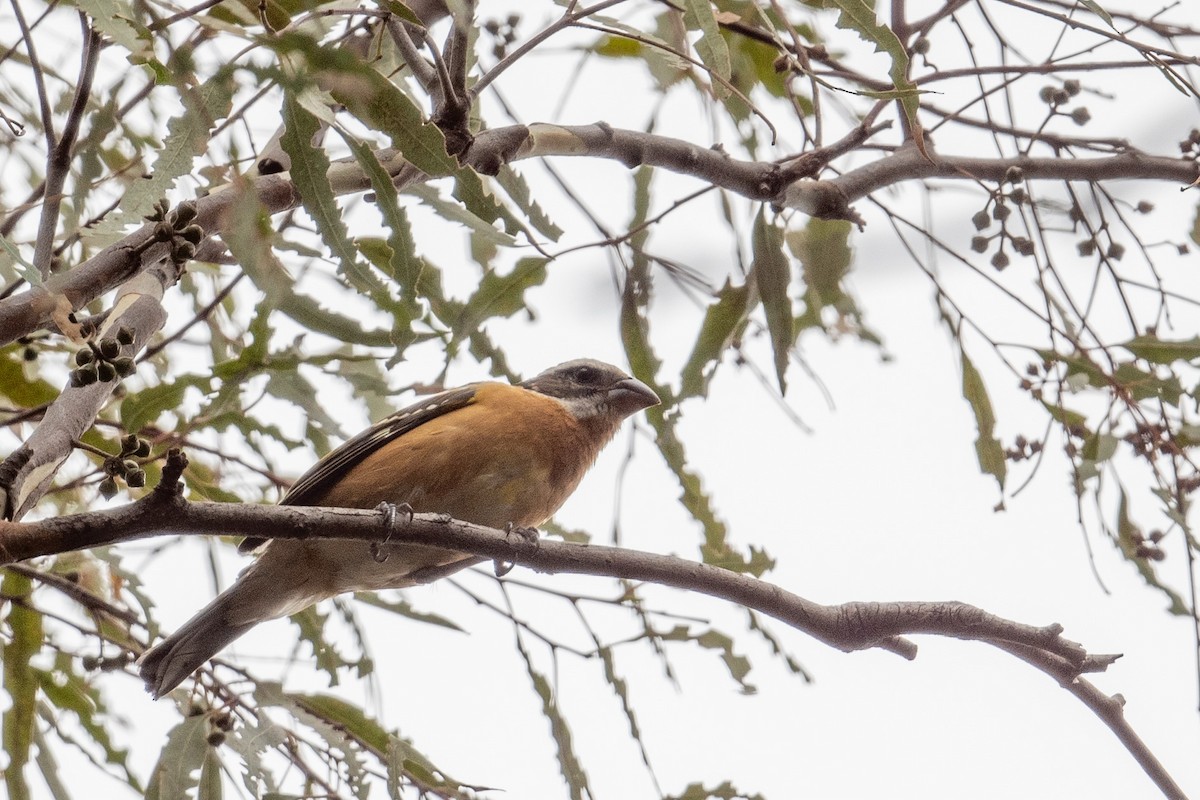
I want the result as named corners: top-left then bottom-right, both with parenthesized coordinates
top-left (237, 384), bottom-right (481, 553)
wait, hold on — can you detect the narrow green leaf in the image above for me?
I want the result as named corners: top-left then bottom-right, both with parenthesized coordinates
top-left (666, 780), bottom-right (767, 800)
top-left (453, 257), bottom-right (548, 339)
top-left (268, 32), bottom-right (455, 176)
top-left (91, 79), bottom-right (233, 240)
top-left (825, 0), bottom-right (923, 154)
top-left (0, 344), bottom-right (58, 406)
top-left (515, 645), bottom-right (591, 800)
top-left (493, 166), bottom-right (564, 242)
top-left (121, 376), bottom-right (205, 434)
top-left (405, 184), bottom-right (519, 247)
top-left (338, 132), bottom-right (423, 294)
top-left (2, 569), bottom-right (42, 800)
top-left (1079, 0), bottom-right (1114, 27)
top-left (1040, 399), bottom-right (1088, 429)
top-left (751, 208), bottom-right (792, 393)
top-left (1115, 489), bottom-right (1189, 614)
top-left (960, 352), bottom-right (1007, 494)
top-left (661, 625), bottom-right (755, 693)
top-left (280, 93), bottom-right (374, 292)
top-left (681, 0), bottom-right (732, 98)
top-left (788, 218), bottom-right (853, 310)
top-left (1123, 334), bottom-right (1200, 364)
top-left (680, 280), bottom-right (752, 399)
top-left (198, 749), bottom-right (223, 800)
top-left (352, 593), bottom-right (465, 631)
top-left (0, 235), bottom-right (42, 287)
top-left (144, 715), bottom-right (209, 800)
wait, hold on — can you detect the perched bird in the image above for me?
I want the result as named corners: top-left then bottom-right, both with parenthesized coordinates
top-left (139, 359), bottom-right (659, 697)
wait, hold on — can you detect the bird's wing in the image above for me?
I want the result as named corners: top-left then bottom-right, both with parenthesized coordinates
top-left (237, 383), bottom-right (482, 553)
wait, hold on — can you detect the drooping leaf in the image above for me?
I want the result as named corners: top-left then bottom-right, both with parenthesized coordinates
top-left (2, 569), bottom-right (42, 800)
top-left (1114, 489), bottom-right (1189, 615)
top-left (660, 625), bottom-right (756, 693)
top-left (751, 207), bottom-right (792, 393)
top-left (680, 280), bottom-right (752, 399)
top-left (960, 351), bottom-right (1007, 495)
top-left (824, 0), bottom-right (924, 156)
top-left (144, 715), bottom-right (209, 800)
top-left (681, 0), bottom-right (732, 99)
top-left (352, 593), bottom-right (465, 632)
top-left (514, 637), bottom-right (592, 800)
top-left (280, 93), bottom-right (377, 294)
top-left (493, 166), bottom-right (564, 242)
top-left (88, 78), bottom-right (234, 242)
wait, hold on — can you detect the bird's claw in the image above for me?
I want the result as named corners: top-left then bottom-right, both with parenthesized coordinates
top-left (505, 522), bottom-right (540, 545)
top-left (494, 523), bottom-right (540, 577)
top-left (372, 502), bottom-right (415, 563)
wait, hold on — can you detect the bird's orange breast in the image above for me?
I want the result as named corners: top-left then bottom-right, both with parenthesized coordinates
top-left (311, 383), bottom-right (593, 529)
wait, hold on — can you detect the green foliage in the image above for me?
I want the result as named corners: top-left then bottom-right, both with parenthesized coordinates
top-left (1, 0), bottom-right (1197, 797)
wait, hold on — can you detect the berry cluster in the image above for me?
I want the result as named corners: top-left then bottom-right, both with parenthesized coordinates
top-left (98, 434), bottom-right (152, 499)
top-left (70, 328), bottom-right (136, 387)
top-left (969, 166), bottom-right (1033, 270)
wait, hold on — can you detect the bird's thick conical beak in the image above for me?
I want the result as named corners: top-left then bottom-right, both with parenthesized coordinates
top-left (611, 377), bottom-right (660, 416)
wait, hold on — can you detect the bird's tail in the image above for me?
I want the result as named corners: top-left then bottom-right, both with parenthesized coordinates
top-left (138, 585), bottom-right (260, 698)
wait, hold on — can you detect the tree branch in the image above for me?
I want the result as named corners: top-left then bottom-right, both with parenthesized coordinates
top-left (0, 448), bottom-right (1182, 796)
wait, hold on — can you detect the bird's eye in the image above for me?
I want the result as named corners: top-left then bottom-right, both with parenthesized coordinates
top-left (573, 366), bottom-right (597, 384)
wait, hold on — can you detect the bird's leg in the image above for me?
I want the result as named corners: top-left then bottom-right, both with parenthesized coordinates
top-left (370, 502), bottom-right (414, 563)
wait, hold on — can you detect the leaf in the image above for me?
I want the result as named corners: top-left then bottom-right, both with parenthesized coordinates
top-left (1079, 0), bottom-right (1114, 27)
top-left (1115, 489), bottom-right (1189, 615)
top-left (659, 625), bottom-right (755, 693)
top-left (960, 352), bottom-right (1007, 494)
top-left (352, 593), bottom-right (465, 631)
top-left (824, 0), bottom-right (924, 157)
top-left (666, 780), bottom-right (767, 800)
top-left (0, 344), bottom-right (58, 406)
top-left (268, 32), bottom-right (455, 176)
top-left (89, 79), bottom-right (234, 240)
top-left (33, 725), bottom-right (73, 800)
top-left (405, 184), bottom-right (519, 247)
top-left (452, 257), bottom-right (549, 340)
top-left (288, 604), bottom-right (353, 684)
top-left (1123, 334), bottom-right (1200, 364)
top-left (680, 280), bottom-right (752, 399)
top-left (1040, 399), bottom-right (1088, 429)
top-left (121, 375), bottom-right (209, 434)
top-left (492, 166), bottom-right (564, 242)
top-left (514, 642), bottom-right (591, 800)
top-left (788, 218), bottom-right (853, 310)
top-left (280, 93), bottom-right (376, 293)
top-left (2, 569), bottom-right (42, 800)
top-left (681, 0), bottom-right (732, 99)
top-left (199, 749), bottom-right (223, 800)
top-left (144, 715), bottom-right (209, 800)
top-left (288, 693), bottom-right (468, 797)
top-left (751, 207), bottom-right (792, 393)
top-left (0, 234), bottom-right (42, 287)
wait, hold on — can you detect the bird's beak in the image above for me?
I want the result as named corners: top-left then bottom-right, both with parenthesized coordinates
top-left (611, 376), bottom-right (660, 415)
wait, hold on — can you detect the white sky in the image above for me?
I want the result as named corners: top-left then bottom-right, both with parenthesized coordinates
top-left (7, 1), bottom-right (1200, 798)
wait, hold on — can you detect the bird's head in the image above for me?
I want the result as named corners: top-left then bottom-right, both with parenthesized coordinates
top-left (521, 359), bottom-right (660, 424)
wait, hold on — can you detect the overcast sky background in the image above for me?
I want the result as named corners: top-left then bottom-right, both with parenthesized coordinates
top-left (8, 1), bottom-right (1199, 798)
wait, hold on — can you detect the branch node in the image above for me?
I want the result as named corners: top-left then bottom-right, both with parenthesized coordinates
top-left (155, 448), bottom-right (188, 497)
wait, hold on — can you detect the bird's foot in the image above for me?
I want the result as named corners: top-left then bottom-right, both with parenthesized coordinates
top-left (493, 523), bottom-right (540, 577)
top-left (371, 502), bottom-right (415, 562)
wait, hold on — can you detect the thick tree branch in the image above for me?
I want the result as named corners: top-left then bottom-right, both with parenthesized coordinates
top-left (0, 449), bottom-right (1184, 797)
top-left (4, 123), bottom-right (1196, 347)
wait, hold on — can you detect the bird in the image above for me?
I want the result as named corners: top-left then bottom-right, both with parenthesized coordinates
top-left (138, 359), bottom-right (659, 697)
